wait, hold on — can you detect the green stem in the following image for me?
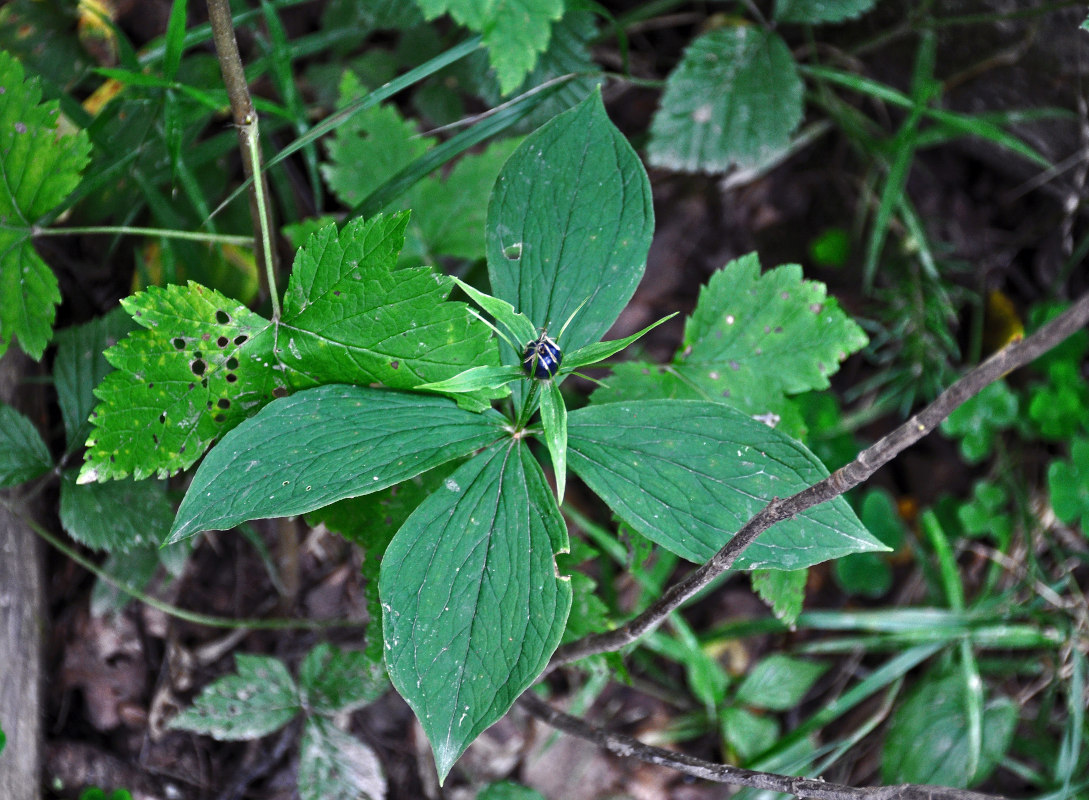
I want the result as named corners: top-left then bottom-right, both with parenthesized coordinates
top-left (11, 499), bottom-right (352, 631)
top-left (34, 225), bottom-right (254, 247)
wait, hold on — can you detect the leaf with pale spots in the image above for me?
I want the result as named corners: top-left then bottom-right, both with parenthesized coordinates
top-left (381, 441), bottom-right (571, 782)
top-left (591, 253), bottom-right (867, 427)
top-left (568, 400), bottom-right (885, 568)
top-left (647, 26), bottom-right (802, 173)
top-left (80, 213), bottom-right (502, 482)
top-left (299, 717), bottom-right (387, 800)
top-left (0, 50), bottom-right (91, 359)
top-left (168, 653), bottom-right (300, 740)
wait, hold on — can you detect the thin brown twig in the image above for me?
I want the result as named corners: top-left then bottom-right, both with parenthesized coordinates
top-left (518, 693), bottom-right (1005, 800)
top-left (547, 289), bottom-right (1089, 672)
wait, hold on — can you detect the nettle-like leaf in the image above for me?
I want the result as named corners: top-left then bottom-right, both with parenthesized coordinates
top-left (168, 385), bottom-right (505, 542)
top-left (592, 254), bottom-right (867, 426)
top-left (487, 89), bottom-right (653, 390)
top-left (299, 716), bottom-right (387, 800)
top-left (774, 0), bottom-right (878, 24)
top-left (647, 26), bottom-right (803, 173)
top-left (80, 213), bottom-right (501, 482)
top-left (568, 400), bottom-right (886, 568)
top-left (0, 49), bottom-right (91, 359)
top-left (415, 0), bottom-right (565, 95)
top-left (169, 653), bottom-right (299, 740)
top-left (59, 472), bottom-right (174, 553)
top-left (0, 404), bottom-right (53, 487)
top-left (381, 441), bottom-right (572, 782)
top-left (298, 643), bottom-right (388, 716)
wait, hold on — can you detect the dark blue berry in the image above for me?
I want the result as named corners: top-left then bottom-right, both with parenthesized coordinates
top-left (522, 333), bottom-right (562, 379)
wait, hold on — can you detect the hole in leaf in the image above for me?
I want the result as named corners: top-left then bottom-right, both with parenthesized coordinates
top-left (217, 336), bottom-right (229, 347)
top-left (172, 338), bottom-right (185, 350)
top-left (216, 310), bottom-right (230, 324)
top-left (191, 359), bottom-right (206, 376)
top-left (234, 335), bottom-right (248, 346)
top-left (503, 242), bottom-right (523, 260)
top-left (214, 415), bottom-right (224, 423)
top-left (217, 398), bottom-right (230, 409)
top-left (226, 373), bottom-right (238, 383)
top-left (226, 357), bottom-right (239, 370)
top-left (158, 412), bottom-right (166, 423)
top-left (152, 434), bottom-right (158, 444)
top-left (201, 378), bottom-right (209, 388)
top-left (273, 386), bottom-right (288, 398)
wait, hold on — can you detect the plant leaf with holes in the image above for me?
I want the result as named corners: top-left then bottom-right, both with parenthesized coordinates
top-left (168, 653), bottom-right (300, 739)
top-left (79, 213), bottom-right (502, 482)
top-left (591, 254), bottom-right (867, 424)
top-left (0, 50), bottom-right (91, 359)
top-left (647, 26), bottom-right (803, 173)
top-left (78, 283), bottom-right (283, 482)
top-left (381, 441), bottom-right (571, 782)
top-left (568, 400), bottom-right (885, 567)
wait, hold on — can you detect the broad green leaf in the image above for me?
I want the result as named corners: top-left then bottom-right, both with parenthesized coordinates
top-left (940, 380), bottom-right (1019, 464)
top-left (774, 0), bottom-right (877, 24)
top-left (751, 567), bottom-right (807, 626)
top-left (416, 364), bottom-right (524, 393)
top-left (735, 654), bottom-right (827, 711)
top-left (0, 404), bottom-right (52, 486)
top-left (415, 0), bottom-right (565, 95)
top-left (169, 654), bottom-right (299, 739)
top-left (721, 707), bottom-right (779, 762)
top-left (1049, 436), bottom-right (1089, 528)
top-left (487, 89), bottom-right (653, 352)
top-left (647, 26), bottom-right (803, 173)
top-left (168, 385), bottom-right (505, 542)
top-left (53, 309), bottom-right (138, 450)
top-left (299, 717), bottom-right (386, 800)
top-left (590, 255), bottom-right (866, 429)
top-left (81, 214), bottom-right (501, 482)
top-left (381, 442), bottom-right (572, 782)
top-left (0, 50), bottom-right (91, 359)
top-left (882, 673), bottom-right (1017, 787)
top-left (79, 282), bottom-right (283, 482)
top-left (59, 472), bottom-right (174, 553)
top-left (298, 644), bottom-right (387, 715)
top-left (568, 400), bottom-right (885, 568)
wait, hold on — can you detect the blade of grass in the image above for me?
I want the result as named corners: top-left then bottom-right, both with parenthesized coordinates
top-left (163, 0), bottom-right (188, 80)
top-left (350, 77), bottom-right (570, 219)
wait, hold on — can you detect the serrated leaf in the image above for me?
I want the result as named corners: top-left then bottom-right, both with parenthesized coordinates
top-left (416, 0), bottom-right (565, 95)
top-left (79, 283), bottom-right (283, 482)
top-left (277, 215), bottom-right (502, 402)
top-left (298, 643), bottom-right (388, 715)
top-left (0, 404), bottom-right (52, 486)
top-left (0, 50), bottom-right (91, 359)
top-left (567, 400), bottom-right (886, 568)
top-left (322, 80), bottom-right (435, 208)
top-left (751, 568), bottom-right (807, 626)
top-left (735, 654), bottom-right (827, 711)
top-left (774, 0), bottom-right (877, 24)
top-left (81, 214), bottom-right (503, 482)
top-left (882, 673), bottom-right (1017, 787)
top-left (53, 309), bottom-right (138, 449)
top-left (381, 442), bottom-right (572, 782)
top-left (647, 26), bottom-right (803, 173)
top-left (590, 254), bottom-right (867, 423)
top-left (59, 471), bottom-right (174, 553)
top-left (169, 385), bottom-right (504, 542)
top-left (299, 716), bottom-right (387, 800)
top-left (169, 654), bottom-right (299, 740)
top-left (487, 90), bottom-right (653, 352)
